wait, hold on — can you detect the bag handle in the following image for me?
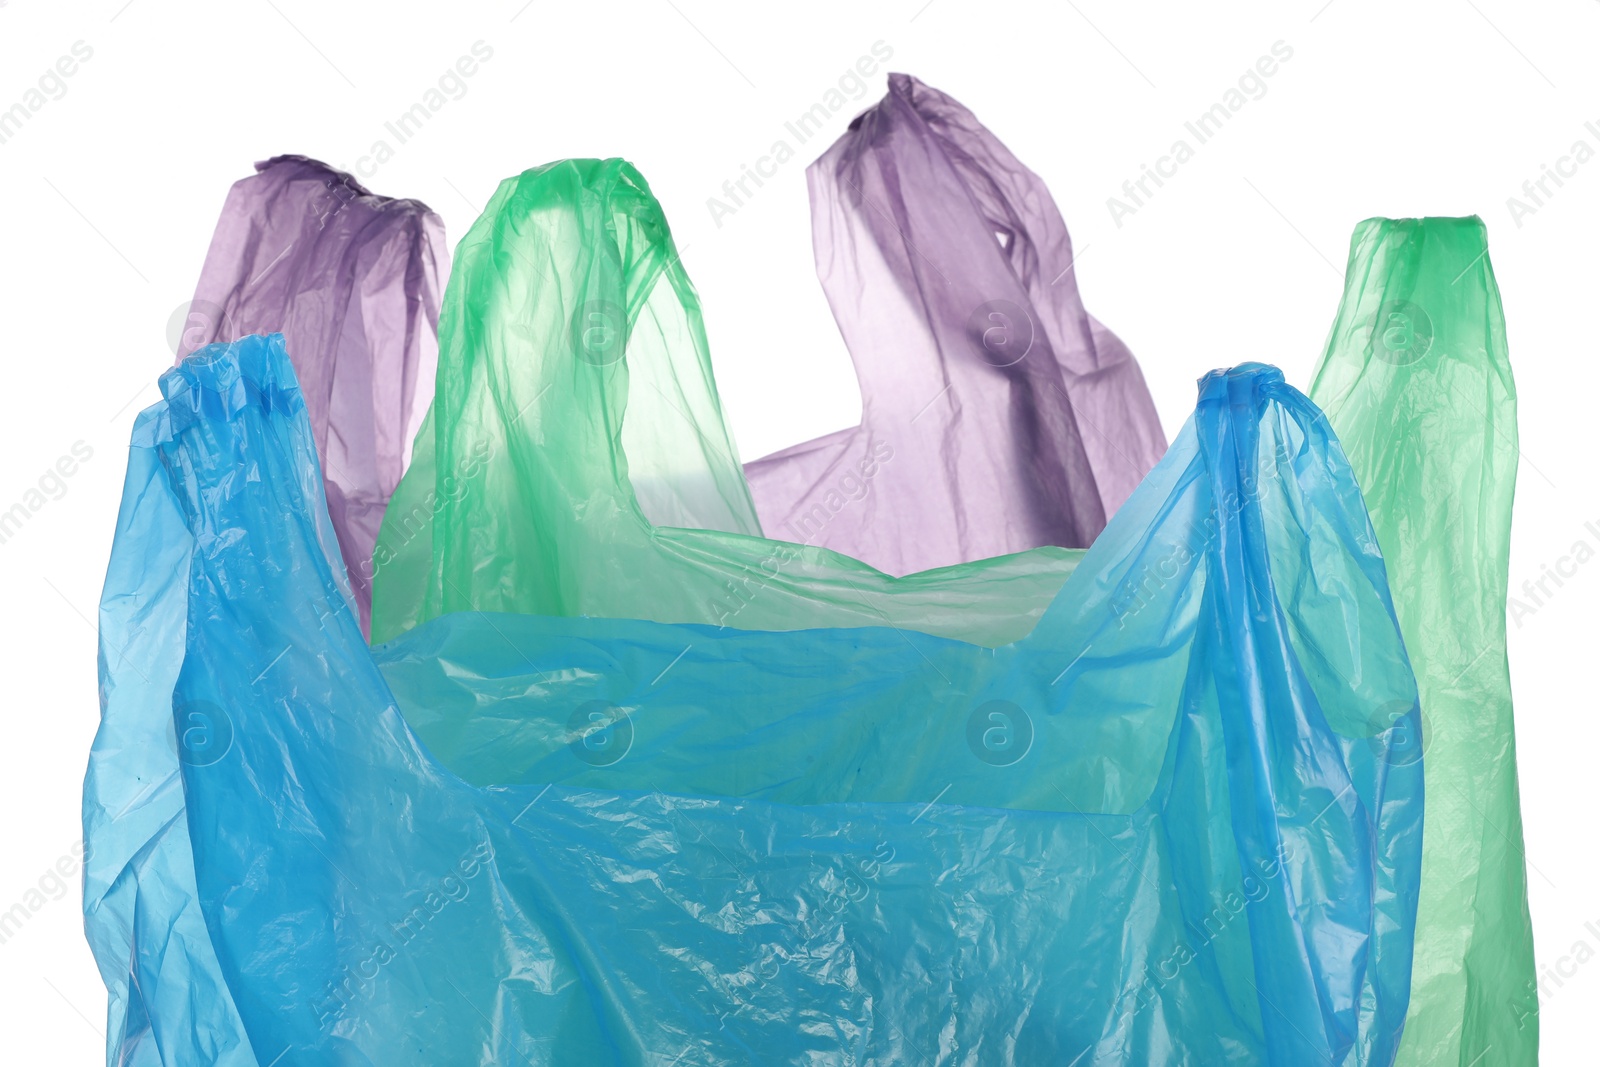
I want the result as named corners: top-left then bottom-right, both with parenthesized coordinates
top-left (810, 73), bottom-right (1166, 522)
top-left (1195, 365), bottom-right (1423, 1062)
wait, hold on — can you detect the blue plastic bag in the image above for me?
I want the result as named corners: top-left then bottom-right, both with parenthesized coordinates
top-left (85, 333), bottom-right (1421, 1064)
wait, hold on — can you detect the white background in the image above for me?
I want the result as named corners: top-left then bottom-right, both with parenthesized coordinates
top-left (1, 0), bottom-right (1596, 1062)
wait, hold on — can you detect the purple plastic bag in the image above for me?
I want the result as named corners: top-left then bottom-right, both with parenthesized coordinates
top-left (745, 75), bottom-right (1166, 575)
top-left (177, 155), bottom-right (445, 633)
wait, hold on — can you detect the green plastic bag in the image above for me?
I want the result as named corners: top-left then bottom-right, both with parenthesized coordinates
top-left (1310, 216), bottom-right (1537, 1066)
top-left (370, 159), bottom-right (1082, 647)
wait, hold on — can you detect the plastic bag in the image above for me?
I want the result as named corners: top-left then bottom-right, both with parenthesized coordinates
top-left (92, 333), bottom-right (1422, 1064)
top-left (744, 74), bottom-right (1166, 572)
top-left (179, 155), bottom-right (446, 633)
top-left (369, 159), bottom-right (1087, 646)
top-left (1308, 217), bottom-right (1537, 1066)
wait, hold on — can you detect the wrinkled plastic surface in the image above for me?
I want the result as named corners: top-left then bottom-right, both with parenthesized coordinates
top-left (88, 333), bottom-right (1422, 1064)
top-left (370, 159), bottom-right (1090, 647)
top-left (744, 74), bottom-right (1166, 570)
top-left (1309, 217), bottom-right (1537, 1066)
top-left (179, 155), bottom-right (445, 633)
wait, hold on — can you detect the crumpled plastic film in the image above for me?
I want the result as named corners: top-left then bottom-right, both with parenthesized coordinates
top-left (82, 386), bottom-right (276, 1067)
top-left (369, 159), bottom-right (1088, 647)
top-left (744, 74), bottom-right (1166, 572)
top-left (178, 155), bottom-right (446, 633)
top-left (1309, 217), bottom-right (1537, 1066)
top-left (94, 333), bottom-right (1422, 1064)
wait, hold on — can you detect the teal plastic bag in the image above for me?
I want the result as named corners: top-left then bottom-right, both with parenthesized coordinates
top-left (88, 333), bottom-right (1422, 1064)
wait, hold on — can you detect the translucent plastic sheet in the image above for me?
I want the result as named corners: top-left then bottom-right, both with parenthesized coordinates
top-left (1308, 217), bottom-right (1537, 1066)
top-left (369, 159), bottom-right (1087, 647)
top-left (90, 334), bottom-right (1422, 1064)
top-left (744, 74), bottom-right (1166, 572)
top-left (179, 155), bottom-right (446, 633)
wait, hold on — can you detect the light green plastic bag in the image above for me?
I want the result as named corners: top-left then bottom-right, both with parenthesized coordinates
top-left (1310, 216), bottom-right (1537, 1066)
top-left (369, 159), bottom-right (1081, 648)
